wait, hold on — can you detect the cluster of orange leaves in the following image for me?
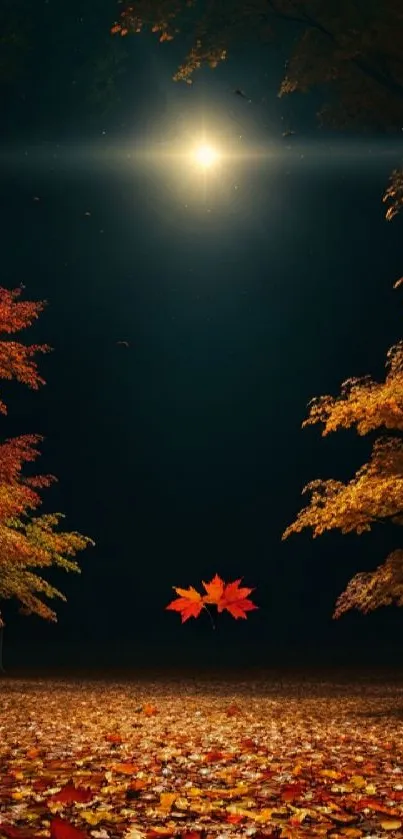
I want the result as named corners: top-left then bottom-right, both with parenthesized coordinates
top-left (166, 573), bottom-right (258, 622)
top-left (0, 286), bottom-right (50, 414)
top-left (110, 0), bottom-right (191, 40)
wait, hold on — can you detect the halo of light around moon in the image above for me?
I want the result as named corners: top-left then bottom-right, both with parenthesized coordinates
top-left (194, 144), bottom-right (219, 168)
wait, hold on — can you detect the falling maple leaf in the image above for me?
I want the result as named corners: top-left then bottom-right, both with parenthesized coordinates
top-left (165, 584), bottom-right (204, 622)
top-left (206, 574), bottom-right (258, 619)
top-left (165, 573), bottom-right (258, 622)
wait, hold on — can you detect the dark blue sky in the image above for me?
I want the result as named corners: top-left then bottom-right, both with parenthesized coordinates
top-left (1, 5), bottom-right (403, 670)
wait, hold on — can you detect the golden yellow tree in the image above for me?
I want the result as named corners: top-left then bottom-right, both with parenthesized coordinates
top-left (110, 0), bottom-right (403, 218)
top-left (0, 287), bottom-right (92, 624)
top-left (283, 329), bottom-right (403, 617)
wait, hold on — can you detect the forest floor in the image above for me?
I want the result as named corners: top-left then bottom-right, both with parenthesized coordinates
top-left (0, 673), bottom-right (403, 839)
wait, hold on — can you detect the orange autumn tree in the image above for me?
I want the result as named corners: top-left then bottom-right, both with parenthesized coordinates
top-left (283, 313), bottom-right (403, 617)
top-left (0, 286), bottom-right (92, 622)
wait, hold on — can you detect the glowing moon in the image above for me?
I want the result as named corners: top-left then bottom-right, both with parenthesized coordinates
top-left (194, 144), bottom-right (218, 168)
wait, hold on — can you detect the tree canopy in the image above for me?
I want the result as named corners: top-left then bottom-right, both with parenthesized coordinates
top-left (0, 287), bottom-right (92, 623)
top-left (111, 0), bottom-right (403, 217)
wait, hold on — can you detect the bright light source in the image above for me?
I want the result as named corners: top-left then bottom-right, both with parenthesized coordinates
top-left (194, 144), bottom-right (218, 168)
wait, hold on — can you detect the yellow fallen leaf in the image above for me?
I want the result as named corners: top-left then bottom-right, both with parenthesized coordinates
top-left (340, 829), bottom-right (362, 838)
top-left (159, 793), bottom-right (177, 811)
top-left (81, 810), bottom-right (120, 825)
top-left (350, 776), bottom-right (366, 789)
top-left (254, 808), bottom-right (274, 823)
top-left (80, 812), bottom-right (104, 826)
top-left (320, 769), bottom-right (343, 780)
top-left (380, 820), bottom-right (402, 830)
top-left (173, 797), bottom-right (189, 810)
top-left (364, 784), bottom-right (377, 794)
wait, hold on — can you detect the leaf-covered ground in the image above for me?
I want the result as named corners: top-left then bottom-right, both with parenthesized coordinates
top-left (1, 674), bottom-right (403, 839)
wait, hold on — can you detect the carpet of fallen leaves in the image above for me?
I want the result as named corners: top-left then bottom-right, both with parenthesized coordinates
top-left (1, 674), bottom-right (403, 839)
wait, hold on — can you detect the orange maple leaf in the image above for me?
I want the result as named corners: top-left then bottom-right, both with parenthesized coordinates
top-left (166, 574), bottom-right (258, 622)
top-left (165, 584), bottom-right (204, 622)
top-left (202, 572), bottom-right (224, 603)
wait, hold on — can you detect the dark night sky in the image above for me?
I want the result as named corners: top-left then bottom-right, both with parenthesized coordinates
top-left (1, 1), bottom-right (403, 671)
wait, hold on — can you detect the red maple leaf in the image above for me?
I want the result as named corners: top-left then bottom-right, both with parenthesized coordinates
top-left (0, 825), bottom-right (37, 839)
top-left (166, 574), bottom-right (258, 622)
top-left (48, 784), bottom-right (94, 804)
top-left (203, 573), bottom-right (258, 619)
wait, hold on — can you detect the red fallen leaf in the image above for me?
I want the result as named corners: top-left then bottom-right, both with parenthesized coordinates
top-left (204, 750), bottom-right (226, 762)
top-left (105, 733), bottom-right (122, 743)
top-left (128, 778), bottom-right (148, 791)
top-left (26, 747), bottom-right (41, 759)
top-left (48, 784), bottom-right (94, 804)
top-left (241, 738), bottom-right (256, 748)
top-left (143, 703), bottom-right (158, 716)
top-left (181, 833), bottom-right (202, 839)
top-left (46, 761), bottom-right (74, 771)
top-left (355, 798), bottom-right (400, 816)
top-left (281, 783), bottom-right (304, 802)
top-left (33, 778), bottom-right (52, 791)
top-left (226, 703), bottom-right (242, 716)
top-left (50, 819), bottom-right (87, 839)
top-left (226, 814), bottom-right (246, 823)
top-left (315, 789), bottom-right (335, 803)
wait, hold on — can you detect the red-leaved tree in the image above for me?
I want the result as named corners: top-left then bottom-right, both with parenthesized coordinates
top-left (0, 287), bottom-right (92, 626)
